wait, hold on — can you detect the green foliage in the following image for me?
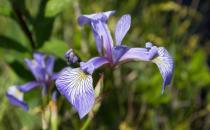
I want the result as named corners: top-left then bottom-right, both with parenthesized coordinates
top-left (0, 0), bottom-right (210, 130)
top-left (39, 39), bottom-right (69, 58)
top-left (45, 0), bottom-right (72, 17)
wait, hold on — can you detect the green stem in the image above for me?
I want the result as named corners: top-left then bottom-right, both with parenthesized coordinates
top-left (80, 116), bottom-right (92, 130)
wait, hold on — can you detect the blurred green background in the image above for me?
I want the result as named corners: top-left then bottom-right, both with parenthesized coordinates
top-left (0, 0), bottom-right (210, 130)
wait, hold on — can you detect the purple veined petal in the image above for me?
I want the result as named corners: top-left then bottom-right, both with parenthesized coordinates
top-left (55, 67), bottom-right (94, 119)
top-left (112, 45), bottom-right (129, 64)
top-left (91, 20), bottom-right (114, 58)
top-left (33, 52), bottom-right (46, 68)
top-left (78, 10), bottom-right (115, 26)
top-left (119, 46), bottom-right (159, 62)
top-left (78, 11), bottom-right (114, 57)
top-left (80, 57), bottom-right (110, 74)
top-left (18, 81), bottom-right (40, 92)
top-left (25, 59), bottom-right (45, 81)
top-left (25, 59), bottom-right (40, 79)
top-left (6, 86), bottom-right (29, 111)
top-left (152, 47), bottom-right (174, 94)
top-left (46, 55), bottom-right (55, 75)
top-left (92, 27), bottom-right (103, 55)
top-left (115, 14), bottom-right (131, 45)
top-left (119, 42), bottom-right (173, 93)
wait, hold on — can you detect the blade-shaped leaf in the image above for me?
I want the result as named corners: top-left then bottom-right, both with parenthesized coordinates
top-left (8, 60), bottom-right (34, 81)
top-left (39, 39), bottom-right (69, 58)
top-left (34, 0), bottom-right (55, 48)
top-left (0, 36), bottom-right (28, 52)
top-left (45, 0), bottom-right (72, 17)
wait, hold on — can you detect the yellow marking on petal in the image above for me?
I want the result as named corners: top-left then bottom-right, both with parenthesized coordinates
top-left (8, 86), bottom-right (24, 101)
top-left (77, 69), bottom-right (89, 79)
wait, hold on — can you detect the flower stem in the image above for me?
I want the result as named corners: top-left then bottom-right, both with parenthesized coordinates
top-left (80, 116), bottom-right (92, 130)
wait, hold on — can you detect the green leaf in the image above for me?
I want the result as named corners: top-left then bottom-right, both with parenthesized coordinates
top-left (0, 35), bottom-right (29, 52)
top-left (34, 0), bottom-right (55, 48)
top-left (0, 4), bottom-right (11, 16)
top-left (39, 39), bottom-right (69, 58)
top-left (45, 0), bottom-right (72, 17)
top-left (8, 60), bottom-right (34, 81)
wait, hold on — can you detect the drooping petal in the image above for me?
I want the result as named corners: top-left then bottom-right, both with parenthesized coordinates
top-left (46, 55), bottom-right (55, 75)
top-left (119, 42), bottom-right (173, 93)
top-left (152, 47), bottom-right (174, 93)
top-left (80, 57), bottom-right (109, 74)
top-left (78, 11), bottom-right (115, 58)
top-left (112, 45), bottom-right (129, 64)
top-left (56, 68), bottom-right (94, 119)
top-left (78, 11), bottom-right (115, 26)
top-left (6, 86), bottom-right (29, 111)
top-left (18, 81), bottom-right (40, 92)
top-left (115, 14), bottom-right (131, 45)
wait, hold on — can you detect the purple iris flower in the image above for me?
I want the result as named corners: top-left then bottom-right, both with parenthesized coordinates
top-left (7, 53), bottom-right (56, 110)
top-left (6, 86), bottom-right (29, 111)
top-left (56, 11), bottom-right (174, 119)
top-left (65, 49), bottom-right (80, 64)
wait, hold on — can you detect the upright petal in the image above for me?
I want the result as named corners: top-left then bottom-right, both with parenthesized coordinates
top-left (6, 86), bottom-right (29, 111)
top-left (18, 81), bottom-right (40, 92)
top-left (78, 11), bottom-right (115, 58)
top-left (152, 47), bottom-right (174, 93)
top-left (46, 55), bottom-right (55, 75)
top-left (56, 68), bottom-right (94, 119)
top-left (80, 57), bottom-right (109, 75)
top-left (33, 52), bottom-right (46, 68)
top-left (78, 11), bottom-right (115, 25)
top-left (92, 21), bottom-right (114, 58)
top-left (24, 59), bottom-right (44, 80)
top-left (115, 14), bottom-right (131, 45)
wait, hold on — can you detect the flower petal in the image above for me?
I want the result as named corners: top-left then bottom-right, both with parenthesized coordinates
top-left (7, 86), bottom-right (29, 111)
top-left (152, 47), bottom-right (174, 93)
top-left (24, 58), bottom-right (45, 80)
top-left (33, 52), bottom-right (46, 68)
top-left (78, 11), bottom-right (115, 58)
top-left (115, 14), bottom-right (131, 45)
top-left (18, 81), bottom-right (40, 92)
top-left (46, 55), bottom-right (55, 75)
top-left (119, 46), bottom-right (158, 62)
top-left (119, 42), bottom-right (173, 93)
top-left (80, 57), bottom-right (109, 74)
top-left (93, 21), bottom-right (114, 58)
top-left (112, 45), bottom-right (129, 64)
top-left (55, 68), bottom-right (94, 119)
top-left (78, 11), bottom-right (115, 26)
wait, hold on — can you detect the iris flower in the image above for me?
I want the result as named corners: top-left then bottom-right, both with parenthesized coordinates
top-left (56, 11), bottom-right (174, 119)
top-left (7, 53), bottom-right (56, 110)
